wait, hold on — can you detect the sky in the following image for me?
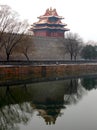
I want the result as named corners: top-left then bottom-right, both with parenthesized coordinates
top-left (0, 0), bottom-right (97, 42)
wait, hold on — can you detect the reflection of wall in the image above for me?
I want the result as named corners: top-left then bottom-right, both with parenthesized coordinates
top-left (30, 81), bottom-right (65, 105)
top-left (0, 79), bottom-right (81, 107)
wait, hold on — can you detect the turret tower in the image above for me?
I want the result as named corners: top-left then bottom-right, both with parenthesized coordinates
top-left (30, 8), bottom-right (69, 38)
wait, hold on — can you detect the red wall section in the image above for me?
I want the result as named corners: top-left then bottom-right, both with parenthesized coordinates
top-left (34, 31), bottom-right (64, 37)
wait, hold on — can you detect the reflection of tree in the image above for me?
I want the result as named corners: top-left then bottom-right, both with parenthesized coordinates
top-left (0, 86), bottom-right (34, 130)
top-left (64, 79), bottom-right (86, 105)
top-left (81, 78), bottom-right (97, 90)
top-left (0, 103), bottom-right (33, 130)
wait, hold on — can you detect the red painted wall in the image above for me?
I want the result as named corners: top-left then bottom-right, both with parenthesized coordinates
top-left (34, 31), bottom-right (64, 38)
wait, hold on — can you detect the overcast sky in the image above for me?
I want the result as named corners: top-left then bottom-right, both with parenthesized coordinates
top-left (0, 0), bottom-right (97, 42)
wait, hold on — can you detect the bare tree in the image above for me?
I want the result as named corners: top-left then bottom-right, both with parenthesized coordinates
top-left (0, 5), bottom-right (17, 48)
top-left (2, 21), bottom-right (29, 61)
top-left (15, 35), bottom-right (33, 61)
top-left (0, 5), bottom-right (29, 61)
top-left (21, 39), bottom-right (32, 61)
top-left (65, 32), bottom-right (83, 60)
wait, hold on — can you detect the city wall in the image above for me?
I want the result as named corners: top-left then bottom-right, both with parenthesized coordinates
top-left (29, 36), bottom-right (66, 60)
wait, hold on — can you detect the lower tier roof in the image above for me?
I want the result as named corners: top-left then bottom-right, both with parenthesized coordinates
top-left (31, 26), bottom-right (69, 31)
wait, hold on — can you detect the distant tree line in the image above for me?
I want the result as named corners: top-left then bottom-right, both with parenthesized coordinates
top-left (64, 33), bottom-right (97, 60)
top-left (81, 43), bottom-right (97, 60)
top-left (64, 32), bottom-right (83, 60)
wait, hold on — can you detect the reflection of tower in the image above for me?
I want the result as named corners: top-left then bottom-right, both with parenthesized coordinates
top-left (37, 107), bottom-right (62, 125)
top-left (30, 81), bottom-right (66, 124)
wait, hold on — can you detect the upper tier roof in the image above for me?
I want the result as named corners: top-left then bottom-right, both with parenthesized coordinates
top-left (33, 18), bottom-right (67, 26)
top-left (38, 7), bottom-right (64, 19)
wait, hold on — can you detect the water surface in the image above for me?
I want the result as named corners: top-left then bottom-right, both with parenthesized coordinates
top-left (0, 75), bottom-right (97, 130)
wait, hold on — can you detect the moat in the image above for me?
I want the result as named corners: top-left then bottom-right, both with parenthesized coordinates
top-left (0, 72), bottom-right (97, 130)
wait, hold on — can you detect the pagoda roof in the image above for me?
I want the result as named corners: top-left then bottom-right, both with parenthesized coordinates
top-left (29, 7), bottom-right (70, 33)
top-left (38, 7), bottom-right (64, 19)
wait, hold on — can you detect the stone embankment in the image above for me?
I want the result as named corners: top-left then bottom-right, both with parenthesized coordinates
top-left (0, 63), bottom-right (97, 81)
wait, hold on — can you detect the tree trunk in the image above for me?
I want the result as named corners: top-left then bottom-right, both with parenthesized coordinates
top-left (7, 53), bottom-right (10, 61)
top-left (24, 53), bottom-right (30, 62)
top-left (74, 55), bottom-right (77, 60)
top-left (70, 54), bottom-right (73, 60)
